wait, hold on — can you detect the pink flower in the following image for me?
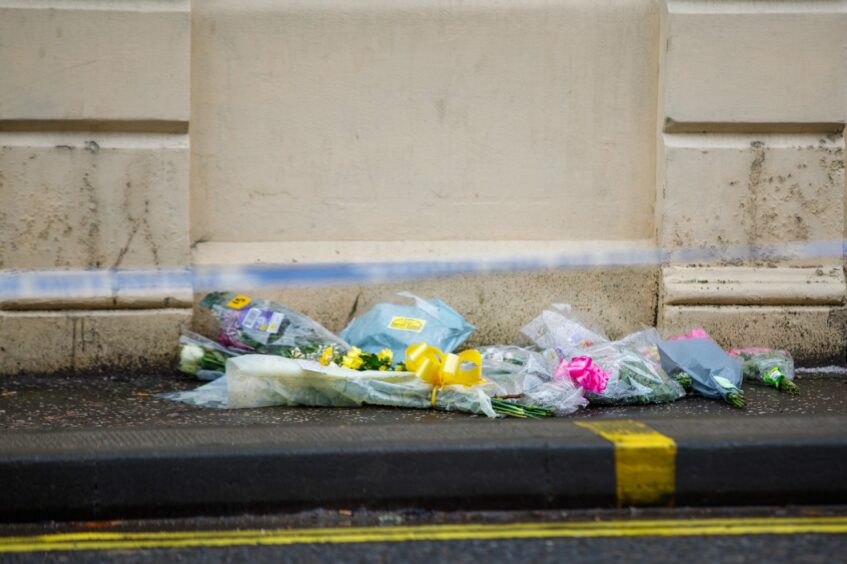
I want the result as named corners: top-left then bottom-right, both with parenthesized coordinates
top-left (668, 327), bottom-right (713, 342)
top-left (218, 329), bottom-right (254, 351)
top-left (555, 356), bottom-right (609, 394)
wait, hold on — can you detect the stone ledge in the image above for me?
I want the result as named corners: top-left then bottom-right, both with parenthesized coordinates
top-left (192, 239), bottom-right (659, 265)
top-left (0, 291), bottom-right (193, 312)
top-left (662, 266), bottom-right (846, 306)
top-left (191, 239), bottom-right (661, 345)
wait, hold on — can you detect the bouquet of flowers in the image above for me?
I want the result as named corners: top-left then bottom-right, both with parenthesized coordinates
top-left (657, 337), bottom-right (746, 407)
top-left (179, 292), bottom-right (354, 379)
top-left (519, 307), bottom-right (685, 405)
top-left (168, 339), bottom-right (556, 418)
top-left (164, 354), bottom-right (498, 416)
top-left (178, 332), bottom-right (233, 381)
top-left (196, 291), bottom-right (349, 356)
top-left (340, 292), bottom-right (475, 361)
top-left (480, 346), bottom-right (587, 416)
top-left (229, 355), bottom-right (502, 415)
top-left (569, 341), bottom-right (686, 405)
top-left (729, 348), bottom-right (799, 395)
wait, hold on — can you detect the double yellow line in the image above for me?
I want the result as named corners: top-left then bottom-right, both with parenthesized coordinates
top-left (1, 517), bottom-right (846, 553)
top-left (2, 419), bottom-right (841, 553)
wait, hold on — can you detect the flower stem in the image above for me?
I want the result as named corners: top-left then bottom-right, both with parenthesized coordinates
top-left (491, 398), bottom-right (554, 418)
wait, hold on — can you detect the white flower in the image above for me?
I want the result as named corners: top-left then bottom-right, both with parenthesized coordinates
top-left (179, 344), bottom-right (205, 374)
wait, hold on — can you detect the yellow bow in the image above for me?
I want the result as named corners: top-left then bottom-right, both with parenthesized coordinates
top-left (404, 343), bottom-right (484, 405)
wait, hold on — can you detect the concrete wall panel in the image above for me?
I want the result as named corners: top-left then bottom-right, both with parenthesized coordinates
top-left (0, 1), bottom-right (190, 123)
top-left (661, 133), bottom-right (844, 265)
top-left (0, 132), bottom-right (190, 269)
top-left (664, 1), bottom-right (847, 127)
top-left (191, 0), bottom-right (662, 242)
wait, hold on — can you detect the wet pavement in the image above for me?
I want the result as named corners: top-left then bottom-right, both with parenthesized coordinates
top-left (0, 369), bottom-right (845, 431)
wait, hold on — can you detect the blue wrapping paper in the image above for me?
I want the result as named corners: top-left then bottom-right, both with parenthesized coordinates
top-left (340, 292), bottom-right (475, 360)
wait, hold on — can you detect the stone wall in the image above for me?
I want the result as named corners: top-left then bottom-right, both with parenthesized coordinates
top-left (0, 1), bottom-right (192, 373)
top-left (1, 0), bottom-right (844, 372)
top-left (657, 0), bottom-right (847, 362)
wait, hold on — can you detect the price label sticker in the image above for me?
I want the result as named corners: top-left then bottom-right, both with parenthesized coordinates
top-left (227, 295), bottom-right (252, 310)
top-left (388, 317), bottom-right (426, 333)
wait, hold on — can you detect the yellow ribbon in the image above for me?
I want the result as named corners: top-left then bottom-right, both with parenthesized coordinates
top-left (404, 343), bottom-right (484, 405)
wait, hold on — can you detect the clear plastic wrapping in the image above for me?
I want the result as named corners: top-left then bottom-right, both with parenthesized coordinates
top-left (197, 291), bottom-right (348, 356)
top-left (730, 348), bottom-right (798, 395)
top-left (577, 340), bottom-right (685, 405)
top-left (177, 331), bottom-right (235, 380)
top-left (518, 304), bottom-right (608, 356)
top-left (163, 355), bottom-right (498, 417)
top-left (520, 306), bottom-right (684, 405)
top-left (479, 346), bottom-right (587, 415)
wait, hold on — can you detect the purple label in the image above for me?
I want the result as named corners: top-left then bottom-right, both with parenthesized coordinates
top-left (217, 306), bottom-right (285, 349)
top-left (238, 307), bottom-right (278, 332)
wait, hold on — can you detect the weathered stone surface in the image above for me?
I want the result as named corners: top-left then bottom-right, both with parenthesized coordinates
top-left (662, 266), bottom-right (846, 306)
top-left (0, 308), bottom-right (191, 374)
top-left (664, 1), bottom-right (847, 126)
top-left (0, 1), bottom-right (190, 123)
top-left (0, 132), bottom-right (190, 270)
top-left (2, 1), bottom-right (847, 375)
top-left (661, 305), bottom-right (847, 365)
top-left (660, 133), bottom-right (844, 265)
top-left (195, 269), bottom-right (659, 345)
top-left (191, 0), bottom-right (661, 242)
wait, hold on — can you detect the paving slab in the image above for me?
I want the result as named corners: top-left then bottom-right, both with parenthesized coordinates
top-left (0, 369), bottom-right (845, 430)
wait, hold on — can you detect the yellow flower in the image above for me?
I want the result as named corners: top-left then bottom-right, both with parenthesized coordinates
top-left (377, 349), bottom-right (393, 364)
top-left (341, 347), bottom-right (364, 370)
top-left (394, 363), bottom-right (406, 372)
top-left (319, 347), bottom-right (334, 367)
top-left (341, 355), bottom-right (364, 370)
top-left (379, 365), bottom-right (388, 371)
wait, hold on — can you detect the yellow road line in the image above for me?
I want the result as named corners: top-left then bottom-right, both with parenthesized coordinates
top-left (576, 419), bottom-right (676, 506)
top-left (0, 517), bottom-right (846, 553)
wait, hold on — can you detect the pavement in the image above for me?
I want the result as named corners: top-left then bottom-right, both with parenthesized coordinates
top-left (2, 368), bottom-right (846, 430)
top-left (0, 369), bottom-right (846, 524)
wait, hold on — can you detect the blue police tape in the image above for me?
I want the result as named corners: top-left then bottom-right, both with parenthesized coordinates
top-left (1, 240), bottom-right (844, 300)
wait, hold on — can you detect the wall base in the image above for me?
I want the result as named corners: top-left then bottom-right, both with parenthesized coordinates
top-left (0, 309), bottom-right (191, 375)
top-left (661, 305), bottom-right (847, 365)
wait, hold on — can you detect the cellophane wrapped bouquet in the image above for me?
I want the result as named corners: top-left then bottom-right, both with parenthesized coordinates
top-left (519, 305), bottom-right (685, 405)
top-left (730, 347), bottom-right (799, 395)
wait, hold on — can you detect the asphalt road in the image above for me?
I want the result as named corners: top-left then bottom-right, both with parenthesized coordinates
top-left (1, 368), bottom-right (845, 430)
top-left (1, 506), bottom-right (845, 563)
